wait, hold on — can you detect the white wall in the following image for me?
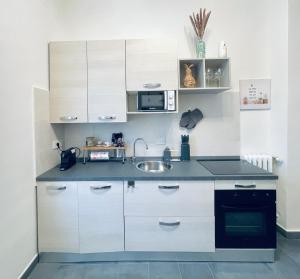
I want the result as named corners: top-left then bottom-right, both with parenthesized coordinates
top-left (287, 0), bottom-right (300, 230)
top-left (0, 1), bottom-right (63, 278)
top-left (269, 0), bottom-right (289, 229)
top-left (33, 87), bottom-right (64, 176)
top-left (0, 2), bottom-right (295, 278)
top-left (58, 0), bottom-right (274, 157)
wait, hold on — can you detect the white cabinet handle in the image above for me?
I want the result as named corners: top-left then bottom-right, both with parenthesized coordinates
top-left (98, 116), bottom-right (116, 120)
top-left (59, 116), bottom-right (78, 121)
top-left (158, 185), bottom-right (179, 190)
top-left (46, 186), bottom-right (67, 191)
top-left (234, 184), bottom-right (256, 189)
top-left (143, 83), bottom-right (161, 89)
top-left (90, 185), bottom-right (112, 190)
top-left (159, 220), bottom-right (181, 227)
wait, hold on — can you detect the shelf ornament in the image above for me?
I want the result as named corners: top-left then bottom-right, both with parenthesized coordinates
top-left (189, 8), bottom-right (211, 58)
top-left (183, 64), bottom-right (197, 88)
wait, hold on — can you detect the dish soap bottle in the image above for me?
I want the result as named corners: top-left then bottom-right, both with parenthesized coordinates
top-left (163, 147), bottom-right (171, 163)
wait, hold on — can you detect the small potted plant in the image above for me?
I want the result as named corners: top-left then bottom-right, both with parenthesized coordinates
top-left (189, 8), bottom-right (211, 58)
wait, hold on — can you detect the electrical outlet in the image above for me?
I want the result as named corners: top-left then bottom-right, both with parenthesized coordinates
top-left (52, 140), bottom-right (61, 150)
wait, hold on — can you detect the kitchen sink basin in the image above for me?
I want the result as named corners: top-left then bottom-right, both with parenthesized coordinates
top-left (136, 160), bottom-right (173, 173)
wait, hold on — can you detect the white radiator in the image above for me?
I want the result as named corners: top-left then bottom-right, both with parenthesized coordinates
top-left (242, 154), bottom-right (273, 172)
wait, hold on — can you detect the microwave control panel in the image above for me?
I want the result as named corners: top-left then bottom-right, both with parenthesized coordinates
top-left (167, 90), bottom-right (176, 111)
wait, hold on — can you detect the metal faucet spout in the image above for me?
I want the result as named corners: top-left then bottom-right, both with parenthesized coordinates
top-left (132, 138), bottom-right (148, 163)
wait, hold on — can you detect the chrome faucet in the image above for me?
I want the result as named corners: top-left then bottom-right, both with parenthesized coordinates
top-left (132, 138), bottom-right (148, 163)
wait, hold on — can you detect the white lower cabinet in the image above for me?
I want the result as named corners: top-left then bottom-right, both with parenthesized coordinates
top-left (125, 216), bottom-right (215, 252)
top-left (78, 181), bottom-right (124, 253)
top-left (37, 182), bottom-right (79, 252)
top-left (124, 180), bottom-right (215, 252)
top-left (38, 180), bottom-right (215, 254)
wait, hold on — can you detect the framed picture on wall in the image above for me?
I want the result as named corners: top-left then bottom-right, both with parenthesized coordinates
top-left (239, 79), bottom-right (271, 110)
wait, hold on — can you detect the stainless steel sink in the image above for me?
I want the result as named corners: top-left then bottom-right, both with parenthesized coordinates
top-left (136, 160), bottom-right (173, 173)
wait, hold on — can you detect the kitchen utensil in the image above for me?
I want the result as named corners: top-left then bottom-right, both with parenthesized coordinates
top-left (180, 135), bottom-right (190, 161)
top-left (206, 67), bottom-right (214, 87)
top-left (214, 68), bottom-right (223, 87)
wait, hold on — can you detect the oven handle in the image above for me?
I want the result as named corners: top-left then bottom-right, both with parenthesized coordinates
top-left (220, 205), bottom-right (272, 211)
top-left (234, 184), bottom-right (256, 189)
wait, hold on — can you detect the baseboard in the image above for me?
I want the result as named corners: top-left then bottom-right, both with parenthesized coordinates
top-left (18, 254), bottom-right (38, 279)
top-left (39, 249), bottom-right (275, 263)
top-left (277, 224), bottom-right (300, 239)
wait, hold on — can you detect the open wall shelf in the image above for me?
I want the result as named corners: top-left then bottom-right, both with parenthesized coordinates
top-left (178, 58), bottom-right (231, 94)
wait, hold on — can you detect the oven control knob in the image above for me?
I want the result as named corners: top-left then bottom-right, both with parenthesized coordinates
top-left (266, 193), bottom-right (270, 197)
top-left (252, 193), bottom-right (256, 197)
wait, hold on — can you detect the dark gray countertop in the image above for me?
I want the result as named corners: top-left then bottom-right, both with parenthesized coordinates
top-left (36, 157), bottom-right (278, 181)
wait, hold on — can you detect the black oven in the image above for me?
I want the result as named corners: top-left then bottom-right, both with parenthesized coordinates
top-left (215, 190), bottom-right (276, 249)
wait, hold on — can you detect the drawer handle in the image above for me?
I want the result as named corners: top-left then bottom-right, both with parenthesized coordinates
top-left (235, 184), bottom-right (256, 189)
top-left (59, 116), bottom-right (78, 121)
top-left (46, 186), bottom-right (67, 191)
top-left (90, 185), bottom-right (112, 190)
top-left (98, 116), bottom-right (116, 120)
top-left (159, 220), bottom-right (181, 227)
top-left (143, 83), bottom-right (161, 89)
top-left (158, 185), bottom-right (179, 190)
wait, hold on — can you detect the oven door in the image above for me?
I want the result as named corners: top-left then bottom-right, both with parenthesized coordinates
top-left (215, 190), bottom-right (276, 249)
top-left (137, 91), bottom-right (165, 111)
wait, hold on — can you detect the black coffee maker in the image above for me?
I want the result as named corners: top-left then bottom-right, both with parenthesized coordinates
top-left (60, 147), bottom-right (77, 171)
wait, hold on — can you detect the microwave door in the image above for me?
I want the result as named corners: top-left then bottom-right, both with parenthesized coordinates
top-left (137, 91), bottom-right (165, 111)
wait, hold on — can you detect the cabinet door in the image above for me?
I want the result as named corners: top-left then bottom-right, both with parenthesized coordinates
top-left (37, 182), bottom-right (79, 252)
top-left (125, 216), bottom-right (215, 252)
top-left (87, 40), bottom-right (126, 123)
top-left (126, 39), bottom-right (178, 91)
top-left (49, 41), bottom-right (87, 123)
top-left (78, 181), bottom-right (124, 253)
top-left (124, 181), bottom-right (214, 217)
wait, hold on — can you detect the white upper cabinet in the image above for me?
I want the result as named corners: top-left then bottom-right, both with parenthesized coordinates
top-left (49, 41), bottom-right (87, 123)
top-left (87, 40), bottom-right (127, 122)
top-left (126, 38), bottom-right (178, 91)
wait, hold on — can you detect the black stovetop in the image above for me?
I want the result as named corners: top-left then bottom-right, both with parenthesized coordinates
top-left (198, 160), bottom-right (270, 175)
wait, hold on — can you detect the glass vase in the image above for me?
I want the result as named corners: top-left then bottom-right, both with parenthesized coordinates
top-left (196, 38), bottom-right (205, 58)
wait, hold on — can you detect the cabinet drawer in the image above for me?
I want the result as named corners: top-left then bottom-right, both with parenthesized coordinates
top-left (78, 181), bottom-right (124, 253)
top-left (125, 216), bottom-right (215, 252)
top-left (37, 182), bottom-right (79, 252)
top-left (124, 181), bottom-right (214, 217)
top-left (215, 180), bottom-right (276, 190)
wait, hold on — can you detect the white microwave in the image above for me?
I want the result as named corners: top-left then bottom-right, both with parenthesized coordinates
top-left (137, 90), bottom-right (176, 112)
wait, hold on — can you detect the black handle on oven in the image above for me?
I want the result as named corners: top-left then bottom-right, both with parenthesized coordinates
top-left (220, 205), bottom-right (271, 211)
top-left (234, 184), bottom-right (256, 189)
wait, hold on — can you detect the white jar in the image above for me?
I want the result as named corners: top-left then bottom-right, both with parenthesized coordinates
top-left (219, 41), bottom-right (227, 58)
